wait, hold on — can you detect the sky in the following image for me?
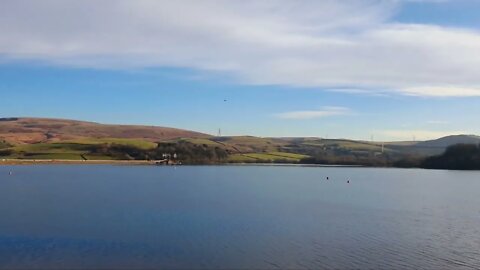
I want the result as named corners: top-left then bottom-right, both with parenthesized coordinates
top-left (1, 0), bottom-right (480, 141)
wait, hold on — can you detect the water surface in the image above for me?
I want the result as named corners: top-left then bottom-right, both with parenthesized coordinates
top-left (0, 165), bottom-right (479, 269)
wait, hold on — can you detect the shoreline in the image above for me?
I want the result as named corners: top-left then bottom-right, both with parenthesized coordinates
top-left (0, 159), bottom-right (366, 167)
top-left (0, 159), bottom-right (369, 168)
top-left (0, 159), bottom-right (158, 166)
top-left (1, 160), bottom-right (475, 171)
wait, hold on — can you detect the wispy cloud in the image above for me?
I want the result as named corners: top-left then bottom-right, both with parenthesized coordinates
top-left (400, 86), bottom-right (480, 97)
top-left (0, 1), bottom-right (479, 97)
top-left (327, 88), bottom-right (390, 97)
top-left (275, 106), bottom-right (351, 120)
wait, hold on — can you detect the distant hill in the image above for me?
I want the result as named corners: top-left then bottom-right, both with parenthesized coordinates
top-left (415, 135), bottom-right (480, 148)
top-left (1, 117), bottom-right (479, 167)
top-left (0, 117), bottom-right (209, 144)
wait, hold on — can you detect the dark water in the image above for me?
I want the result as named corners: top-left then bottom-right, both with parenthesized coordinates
top-left (0, 165), bottom-right (480, 269)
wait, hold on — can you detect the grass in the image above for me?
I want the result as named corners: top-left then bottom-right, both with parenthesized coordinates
top-left (336, 141), bottom-right (381, 149)
top-left (15, 153), bottom-right (85, 160)
top-left (0, 141), bottom-right (11, 149)
top-left (3, 143), bottom-right (89, 160)
top-left (267, 152), bottom-right (309, 159)
top-left (66, 138), bottom-right (157, 150)
top-left (222, 136), bottom-right (277, 146)
top-left (227, 154), bottom-right (258, 162)
top-left (11, 143), bottom-right (89, 154)
top-left (216, 136), bottom-right (284, 153)
top-left (248, 153), bottom-right (293, 160)
top-left (2, 138), bottom-right (157, 161)
top-left (244, 152), bottom-right (306, 162)
top-left (243, 153), bottom-right (279, 160)
top-left (227, 151), bottom-right (310, 163)
top-left (300, 139), bottom-right (394, 153)
top-left (180, 138), bottom-right (223, 146)
top-left (82, 154), bottom-right (116, 160)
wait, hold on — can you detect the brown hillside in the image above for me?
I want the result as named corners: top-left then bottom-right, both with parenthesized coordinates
top-left (0, 118), bottom-right (210, 144)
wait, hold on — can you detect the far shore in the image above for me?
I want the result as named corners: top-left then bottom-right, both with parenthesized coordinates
top-left (1, 160), bottom-right (475, 170)
top-left (0, 159), bottom-right (364, 168)
top-left (0, 159), bottom-right (158, 166)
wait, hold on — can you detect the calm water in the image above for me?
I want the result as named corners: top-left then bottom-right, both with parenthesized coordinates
top-left (0, 165), bottom-right (480, 269)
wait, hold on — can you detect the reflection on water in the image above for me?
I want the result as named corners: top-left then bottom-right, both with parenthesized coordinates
top-left (0, 165), bottom-right (480, 269)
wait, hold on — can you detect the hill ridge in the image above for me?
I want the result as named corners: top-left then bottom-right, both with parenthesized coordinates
top-left (0, 117), bottom-right (210, 144)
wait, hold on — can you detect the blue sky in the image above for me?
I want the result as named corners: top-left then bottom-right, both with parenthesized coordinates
top-left (1, 0), bottom-right (480, 140)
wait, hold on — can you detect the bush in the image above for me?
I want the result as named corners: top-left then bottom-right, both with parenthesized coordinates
top-left (421, 144), bottom-right (480, 170)
top-left (0, 149), bottom-right (12, 156)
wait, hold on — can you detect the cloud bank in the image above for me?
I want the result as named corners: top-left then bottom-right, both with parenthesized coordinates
top-left (1, 0), bottom-right (480, 97)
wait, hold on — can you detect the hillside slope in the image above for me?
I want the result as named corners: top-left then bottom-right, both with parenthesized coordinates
top-left (415, 135), bottom-right (480, 148)
top-left (1, 117), bottom-right (479, 165)
top-left (0, 118), bottom-right (209, 144)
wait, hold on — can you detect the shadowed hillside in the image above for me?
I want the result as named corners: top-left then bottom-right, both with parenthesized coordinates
top-left (422, 144), bottom-right (480, 170)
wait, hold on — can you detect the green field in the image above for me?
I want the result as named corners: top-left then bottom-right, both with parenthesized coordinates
top-left (214, 136), bottom-right (283, 153)
top-left (16, 153), bottom-right (85, 160)
top-left (227, 154), bottom-right (258, 162)
top-left (12, 143), bottom-right (89, 154)
top-left (267, 152), bottom-right (309, 159)
top-left (66, 138), bottom-right (157, 150)
top-left (228, 152), bottom-right (309, 163)
top-left (1, 138), bottom-right (158, 160)
top-left (0, 140), bottom-right (10, 149)
top-left (179, 138), bottom-right (224, 146)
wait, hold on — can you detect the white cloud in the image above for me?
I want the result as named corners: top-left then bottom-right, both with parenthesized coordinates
top-left (400, 86), bottom-right (480, 97)
top-left (379, 129), bottom-right (466, 141)
top-left (0, 0), bottom-right (480, 97)
top-left (275, 106), bottom-right (351, 120)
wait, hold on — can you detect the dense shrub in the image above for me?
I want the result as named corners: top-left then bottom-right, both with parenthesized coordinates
top-left (421, 144), bottom-right (480, 170)
top-left (151, 141), bottom-right (228, 164)
top-left (0, 149), bottom-right (13, 156)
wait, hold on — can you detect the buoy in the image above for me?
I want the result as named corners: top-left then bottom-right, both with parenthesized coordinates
top-left (326, 177), bottom-right (329, 180)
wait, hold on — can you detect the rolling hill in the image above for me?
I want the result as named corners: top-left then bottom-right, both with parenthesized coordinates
top-left (415, 135), bottom-right (480, 148)
top-left (1, 117), bottom-right (478, 165)
top-left (0, 117), bottom-right (209, 144)
top-left (0, 118), bottom-right (211, 161)
top-left (384, 135), bottom-right (480, 157)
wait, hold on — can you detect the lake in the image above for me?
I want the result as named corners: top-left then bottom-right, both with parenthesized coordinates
top-left (0, 165), bottom-right (480, 269)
